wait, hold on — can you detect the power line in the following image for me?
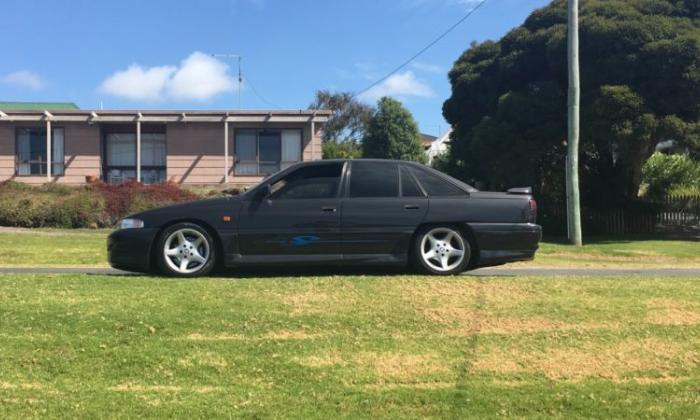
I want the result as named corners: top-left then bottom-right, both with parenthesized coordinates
top-left (353, 0), bottom-right (490, 98)
top-left (244, 75), bottom-right (281, 109)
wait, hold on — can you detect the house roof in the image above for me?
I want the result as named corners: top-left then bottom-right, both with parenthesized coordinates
top-left (421, 133), bottom-right (438, 149)
top-left (0, 108), bottom-right (332, 124)
top-left (0, 101), bottom-right (79, 111)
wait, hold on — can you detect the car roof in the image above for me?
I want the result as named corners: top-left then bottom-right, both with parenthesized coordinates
top-left (244, 158), bottom-right (477, 196)
top-left (296, 158), bottom-right (418, 166)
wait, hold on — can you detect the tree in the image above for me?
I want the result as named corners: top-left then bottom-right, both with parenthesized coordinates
top-left (442, 0), bottom-right (700, 208)
top-left (309, 90), bottom-right (374, 143)
top-left (322, 140), bottom-right (362, 159)
top-left (362, 97), bottom-right (426, 163)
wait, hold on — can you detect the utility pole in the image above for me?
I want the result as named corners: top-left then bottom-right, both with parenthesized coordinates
top-left (566, 0), bottom-right (583, 246)
top-left (212, 54), bottom-right (243, 109)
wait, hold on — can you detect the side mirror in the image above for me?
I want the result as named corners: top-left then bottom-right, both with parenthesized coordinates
top-left (256, 183), bottom-right (272, 199)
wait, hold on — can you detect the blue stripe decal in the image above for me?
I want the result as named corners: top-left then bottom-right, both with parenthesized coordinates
top-left (265, 235), bottom-right (387, 247)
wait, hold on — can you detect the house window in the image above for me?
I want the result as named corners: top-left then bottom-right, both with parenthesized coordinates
top-left (234, 129), bottom-right (302, 176)
top-left (104, 130), bottom-right (166, 184)
top-left (15, 127), bottom-right (65, 176)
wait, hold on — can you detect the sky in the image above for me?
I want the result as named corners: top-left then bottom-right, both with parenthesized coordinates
top-left (0, 0), bottom-right (550, 136)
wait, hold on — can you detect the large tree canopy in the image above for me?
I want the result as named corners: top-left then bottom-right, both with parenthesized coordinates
top-left (443, 0), bottom-right (700, 207)
top-left (363, 97), bottom-right (426, 163)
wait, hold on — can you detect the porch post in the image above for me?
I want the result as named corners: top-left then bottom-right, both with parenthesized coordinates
top-left (136, 114), bottom-right (142, 182)
top-left (224, 117), bottom-right (229, 183)
top-left (310, 119), bottom-right (315, 161)
top-left (45, 113), bottom-right (52, 180)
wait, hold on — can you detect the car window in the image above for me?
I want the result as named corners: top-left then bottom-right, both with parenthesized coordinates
top-left (269, 163), bottom-right (343, 199)
top-left (400, 166), bottom-right (424, 197)
top-left (410, 165), bottom-right (467, 197)
top-left (349, 161), bottom-right (399, 198)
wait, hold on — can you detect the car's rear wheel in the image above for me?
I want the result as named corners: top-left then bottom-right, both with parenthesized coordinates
top-left (156, 223), bottom-right (216, 277)
top-left (414, 226), bottom-right (470, 275)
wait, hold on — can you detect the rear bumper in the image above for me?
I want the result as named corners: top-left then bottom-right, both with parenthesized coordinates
top-left (469, 223), bottom-right (542, 267)
top-left (107, 228), bottom-right (159, 273)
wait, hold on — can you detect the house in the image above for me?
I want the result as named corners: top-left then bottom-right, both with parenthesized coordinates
top-left (0, 102), bottom-right (329, 186)
top-left (420, 133), bottom-right (437, 151)
top-left (425, 128), bottom-right (451, 165)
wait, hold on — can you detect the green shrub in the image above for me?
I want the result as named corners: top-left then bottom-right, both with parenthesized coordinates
top-left (322, 140), bottom-right (362, 159)
top-left (50, 191), bottom-right (105, 228)
top-left (0, 181), bottom-right (198, 228)
top-left (641, 152), bottom-right (700, 200)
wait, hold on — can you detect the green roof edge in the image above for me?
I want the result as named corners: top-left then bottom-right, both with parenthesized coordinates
top-left (0, 101), bottom-right (79, 111)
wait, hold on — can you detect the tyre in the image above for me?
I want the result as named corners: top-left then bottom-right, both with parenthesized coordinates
top-left (413, 226), bottom-right (471, 275)
top-left (156, 223), bottom-right (216, 277)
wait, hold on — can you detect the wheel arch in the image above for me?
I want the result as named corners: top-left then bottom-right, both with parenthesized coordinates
top-left (149, 219), bottom-right (225, 273)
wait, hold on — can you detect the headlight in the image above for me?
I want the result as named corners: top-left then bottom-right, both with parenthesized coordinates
top-left (119, 218), bottom-right (144, 229)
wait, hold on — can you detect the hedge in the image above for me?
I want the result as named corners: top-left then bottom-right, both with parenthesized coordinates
top-left (0, 181), bottom-right (200, 228)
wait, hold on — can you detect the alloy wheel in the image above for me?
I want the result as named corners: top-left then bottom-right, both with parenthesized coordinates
top-left (420, 227), bottom-right (466, 272)
top-left (163, 228), bottom-right (210, 274)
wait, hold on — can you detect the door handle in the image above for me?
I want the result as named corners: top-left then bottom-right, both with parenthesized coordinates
top-left (322, 206), bottom-right (337, 212)
top-left (404, 204), bottom-right (420, 210)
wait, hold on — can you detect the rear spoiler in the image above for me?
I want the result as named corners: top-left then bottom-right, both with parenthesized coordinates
top-left (507, 187), bottom-right (532, 195)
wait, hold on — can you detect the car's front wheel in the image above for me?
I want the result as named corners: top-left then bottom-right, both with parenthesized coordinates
top-left (156, 223), bottom-right (216, 277)
top-left (414, 226), bottom-right (470, 275)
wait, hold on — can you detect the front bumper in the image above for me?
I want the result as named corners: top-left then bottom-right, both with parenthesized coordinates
top-left (469, 223), bottom-right (542, 267)
top-left (107, 228), bottom-right (159, 273)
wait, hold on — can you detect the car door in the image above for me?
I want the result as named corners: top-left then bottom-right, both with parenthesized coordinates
top-left (341, 161), bottom-right (428, 260)
top-left (237, 162), bottom-right (345, 258)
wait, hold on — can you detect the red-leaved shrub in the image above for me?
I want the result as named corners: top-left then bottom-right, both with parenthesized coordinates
top-left (0, 181), bottom-right (201, 228)
top-left (93, 181), bottom-right (198, 223)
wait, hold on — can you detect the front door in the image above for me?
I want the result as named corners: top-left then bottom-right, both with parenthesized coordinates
top-left (341, 161), bottom-right (427, 259)
top-left (237, 162), bottom-right (346, 258)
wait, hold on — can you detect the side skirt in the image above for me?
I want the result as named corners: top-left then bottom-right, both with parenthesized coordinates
top-left (224, 253), bottom-right (407, 267)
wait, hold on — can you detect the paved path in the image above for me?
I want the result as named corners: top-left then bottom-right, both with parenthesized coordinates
top-left (1, 266), bottom-right (699, 277)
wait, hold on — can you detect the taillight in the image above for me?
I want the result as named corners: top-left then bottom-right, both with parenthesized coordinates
top-left (528, 198), bottom-right (537, 223)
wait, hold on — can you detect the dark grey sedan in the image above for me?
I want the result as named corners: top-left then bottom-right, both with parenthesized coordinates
top-left (108, 159), bottom-right (541, 277)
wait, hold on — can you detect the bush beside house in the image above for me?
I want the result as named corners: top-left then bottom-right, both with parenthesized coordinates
top-left (0, 181), bottom-right (201, 228)
top-left (641, 152), bottom-right (700, 200)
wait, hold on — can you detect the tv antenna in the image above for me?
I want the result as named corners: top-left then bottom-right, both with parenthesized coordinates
top-left (211, 54), bottom-right (243, 109)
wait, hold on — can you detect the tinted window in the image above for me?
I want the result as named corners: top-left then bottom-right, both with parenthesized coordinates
top-left (269, 163), bottom-right (343, 199)
top-left (350, 161), bottom-right (399, 198)
top-left (411, 166), bottom-right (466, 196)
top-left (401, 166), bottom-right (424, 197)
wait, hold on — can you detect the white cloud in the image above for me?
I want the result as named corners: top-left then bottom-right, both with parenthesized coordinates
top-left (411, 62), bottom-right (444, 74)
top-left (99, 52), bottom-right (236, 102)
top-left (99, 64), bottom-right (175, 102)
top-left (1, 70), bottom-right (45, 90)
top-left (358, 71), bottom-right (433, 102)
top-left (167, 53), bottom-right (236, 101)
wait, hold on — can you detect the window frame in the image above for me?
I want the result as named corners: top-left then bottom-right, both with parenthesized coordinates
top-left (233, 128), bottom-right (303, 176)
top-left (101, 124), bottom-right (167, 184)
top-left (14, 126), bottom-right (65, 177)
top-left (406, 163), bottom-right (472, 197)
top-left (268, 161), bottom-right (346, 201)
top-left (345, 160), bottom-right (402, 199)
top-left (399, 164), bottom-right (427, 198)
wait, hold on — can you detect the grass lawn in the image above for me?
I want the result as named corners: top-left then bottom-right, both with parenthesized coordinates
top-left (0, 228), bottom-right (109, 267)
top-left (2, 228), bottom-right (699, 268)
top-left (0, 273), bottom-right (698, 418)
top-left (533, 236), bottom-right (700, 268)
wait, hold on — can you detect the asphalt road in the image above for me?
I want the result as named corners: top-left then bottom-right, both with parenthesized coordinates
top-left (0, 266), bottom-right (699, 277)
